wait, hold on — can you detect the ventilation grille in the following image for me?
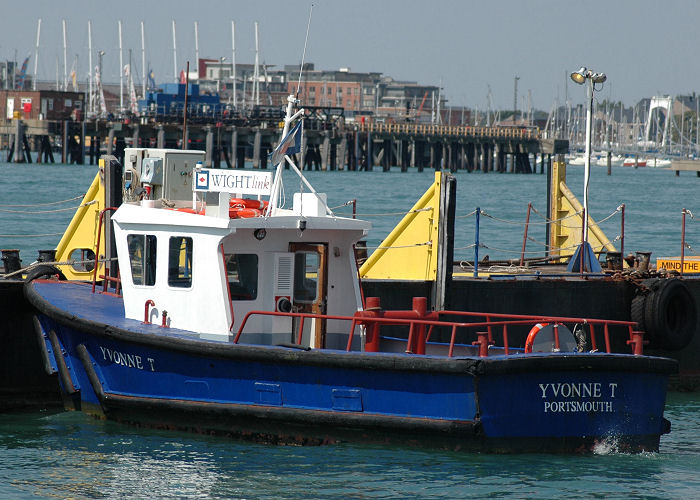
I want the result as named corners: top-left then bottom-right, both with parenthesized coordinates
top-left (274, 253), bottom-right (294, 295)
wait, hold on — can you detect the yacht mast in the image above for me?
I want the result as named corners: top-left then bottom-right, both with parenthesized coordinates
top-left (172, 20), bottom-right (178, 82)
top-left (32, 18), bottom-right (41, 91)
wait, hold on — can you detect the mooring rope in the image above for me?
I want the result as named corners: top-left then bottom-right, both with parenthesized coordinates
top-left (0, 194), bottom-right (84, 208)
top-left (0, 232), bottom-right (68, 238)
top-left (2, 257), bottom-right (117, 279)
top-left (0, 200), bottom-right (97, 214)
top-left (483, 205), bottom-right (620, 228)
top-left (355, 241), bottom-right (432, 251)
top-left (453, 243), bottom-right (477, 251)
top-left (684, 241), bottom-right (700, 255)
top-left (454, 209), bottom-right (479, 219)
top-left (478, 209), bottom-right (529, 226)
top-left (329, 200), bottom-right (356, 210)
top-left (343, 207), bottom-right (433, 217)
top-left (478, 243), bottom-right (562, 256)
top-left (530, 206), bottom-right (584, 224)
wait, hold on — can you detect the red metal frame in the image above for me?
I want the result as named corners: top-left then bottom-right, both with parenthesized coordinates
top-left (520, 202), bottom-right (532, 266)
top-left (92, 206), bottom-right (119, 294)
top-left (681, 208), bottom-right (687, 277)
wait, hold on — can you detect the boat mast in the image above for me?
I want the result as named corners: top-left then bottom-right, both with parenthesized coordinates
top-left (88, 20), bottom-right (93, 116)
top-left (254, 21), bottom-right (260, 106)
top-left (62, 19), bottom-right (67, 91)
top-left (268, 6), bottom-right (313, 214)
top-left (141, 21), bottom-right (146, 98)
top-left (194, 21), bottom-right (199, 80)
top-left (437, 80), bottom-right (442, 124)
top-left (118, 20), bottom-right (124, 113)
top-left (32, 18), bottom-right (41, 91)
top-left (231, 20), bottom-right (236, 107)
top-left (486, 85), bottom-right (492, 127)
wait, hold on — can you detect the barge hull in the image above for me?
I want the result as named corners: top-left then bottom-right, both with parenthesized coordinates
top-left (0, 280), bottom-right (62, 411)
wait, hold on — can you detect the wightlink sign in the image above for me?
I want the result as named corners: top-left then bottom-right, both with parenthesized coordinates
top-left (194, 169), bottom-right (272, 196)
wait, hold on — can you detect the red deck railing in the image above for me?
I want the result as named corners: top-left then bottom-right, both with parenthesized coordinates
top-left (233, 296), bottom-right (646, 357)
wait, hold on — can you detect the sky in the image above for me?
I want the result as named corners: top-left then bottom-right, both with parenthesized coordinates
top-left (3, 0), bottom-right (700, 112)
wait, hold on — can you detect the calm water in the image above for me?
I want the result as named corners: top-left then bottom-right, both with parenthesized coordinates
top-left (1, 160), bottom-right (699, 264)
top-left (0, 393), bottom-right (698, 498)
top-left (1, 160), bottom-right (700, 497)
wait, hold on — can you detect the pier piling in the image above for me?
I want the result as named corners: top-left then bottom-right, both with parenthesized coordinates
top-left (0, 115), bottom-right (563, 175)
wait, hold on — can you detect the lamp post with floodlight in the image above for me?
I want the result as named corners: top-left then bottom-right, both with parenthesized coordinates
top-left (570, 66), bottom-right (606, 272)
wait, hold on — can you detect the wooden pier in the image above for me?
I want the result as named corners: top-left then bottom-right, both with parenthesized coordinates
top-left (0, 116), bottom-right (568, 172)
top-left (671, 159), bottom-right (700, 177)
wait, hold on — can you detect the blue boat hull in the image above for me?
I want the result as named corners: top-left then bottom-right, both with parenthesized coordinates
top-left (26, 281), bottom-right (676, 452)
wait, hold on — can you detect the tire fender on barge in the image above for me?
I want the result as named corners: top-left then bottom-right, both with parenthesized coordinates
top-left (631, 278), bottom-right (697, 351)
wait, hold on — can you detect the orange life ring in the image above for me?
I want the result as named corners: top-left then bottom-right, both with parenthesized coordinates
top-left (229, 207), bottom-right (263, 219)
top-left (230, 198), bottom-right (268, 210)
top-left (524, 323), bottom-right (549, 353)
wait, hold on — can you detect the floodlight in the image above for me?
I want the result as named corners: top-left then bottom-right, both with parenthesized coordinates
top-left (570, 67), bottom-right (587, 85)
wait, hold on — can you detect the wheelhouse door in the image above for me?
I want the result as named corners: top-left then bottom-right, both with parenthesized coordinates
top-left (289, 242), bottom-right (328, 349)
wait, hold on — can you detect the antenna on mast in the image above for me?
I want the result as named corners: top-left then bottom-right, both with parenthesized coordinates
top-left (296, 4), bottom-right (314, 97)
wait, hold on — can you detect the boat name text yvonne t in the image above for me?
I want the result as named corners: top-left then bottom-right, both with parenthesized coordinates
top-left (99, 346), bottom-right (155, 371)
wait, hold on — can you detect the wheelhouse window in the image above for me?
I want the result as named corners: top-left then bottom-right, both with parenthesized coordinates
top-left (293, 251), bottom-right (319, 303)
top-left (127, 234), bottom-right (157, 286)
top-left (168, 236), bottom-right (193, 288)
top-left (224, 253), bottom-right (258, 300)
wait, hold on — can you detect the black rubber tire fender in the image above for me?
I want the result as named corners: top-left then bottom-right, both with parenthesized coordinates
top-left (24, 264), bottom-right (66, 282)
top-left (631, 278), bottom-right (659, 335)
top-left (642, 278), bottom-right (696, 351)
top-left (630, 295), bottom-right (647, 333)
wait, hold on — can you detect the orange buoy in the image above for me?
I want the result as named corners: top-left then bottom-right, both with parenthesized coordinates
top-left (230, 198), bottom-right (268, 210)
top-left (524, 323), bottom-right (549, 353)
